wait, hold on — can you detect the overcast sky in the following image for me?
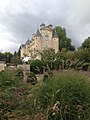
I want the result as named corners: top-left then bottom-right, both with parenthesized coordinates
top-left (0, 0), bottom-right (90, 53)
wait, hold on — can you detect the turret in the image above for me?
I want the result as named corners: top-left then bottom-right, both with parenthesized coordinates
top-left (48, 24), bottom-right (53, 29)
top-left (34, 29), bottom-right (42, 38)
top-left (25, 38), bottom-right (31, 45)
top-left (40, 23), bottom-right (45, 29)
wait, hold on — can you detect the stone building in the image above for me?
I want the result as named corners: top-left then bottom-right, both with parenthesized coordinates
top-left (20, 23), bottom-right (59, 60)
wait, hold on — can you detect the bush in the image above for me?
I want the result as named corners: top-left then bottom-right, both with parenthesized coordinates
top-left (27, 72), bottom-right (37, 85)
top-left (43, 70), bottom-right (53, 82)
top-left (81, 63), bottom-right (90, 71)
top-left (88, 65), bottom-right (90, 71)
top-left (0, 70), bottom-right (20, 89)
top-left (15, 69), bottom-right (24, 79)
top-left (30, 60), bottom-right (44, 74)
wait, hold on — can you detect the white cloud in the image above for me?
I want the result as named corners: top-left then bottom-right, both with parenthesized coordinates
top-left (0, 0), bottom-right (90, 52)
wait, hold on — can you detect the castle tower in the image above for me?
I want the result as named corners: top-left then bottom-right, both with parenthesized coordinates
top-left (52, 28), bottom-right (59, 53)
top-left (20, 23), bottom-right (59, 60)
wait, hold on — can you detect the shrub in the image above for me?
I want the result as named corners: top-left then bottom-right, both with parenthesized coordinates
top-left (81, 63), bottom-right (90, 71)
top-left (15, 69), bottom-right (24, 79)
top-left (27, 72), bottom-right (37, 85)
top-left (88, 65), bottom-right (90, 71)
top-left (43, 70), bottom-right (53, 82)
top-left (30, 60), bottom-right (44, 74)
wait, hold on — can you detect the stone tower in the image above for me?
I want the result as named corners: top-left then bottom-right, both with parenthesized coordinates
top-left (20, 23), bottom-right (59, 60)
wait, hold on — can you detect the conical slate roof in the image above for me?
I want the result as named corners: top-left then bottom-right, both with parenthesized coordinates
top-left (48, 24), bottom-right (53, 27)
top-left (34, 29), bottom-right (42, 37)
top-left (25, 38), bottom-right (31, 45)
top-left (40, 23), bottom-right (45, 27)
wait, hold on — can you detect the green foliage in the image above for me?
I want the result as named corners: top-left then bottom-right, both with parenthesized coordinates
top-left (43, 70), bottom-right (53, 82)
top-left (74, 37), bottom-right (90, 66)
top-left (55, 49), bottom-right (75, 60)
top-left (41, 48), bottom-right (55, 61)
top-left (30, 59), bottom-right (44, 74)
top-left (11, 56), bottom-right (22, 64)
top-left (81, 37), bottom-right (90, 49)
top-left (0, 70), bottom-right (90, 119)
top-left (88, 65), bottom-right (90, 71)
top-left (0, 70), bottom-right (20, 90)
top-left (81, 63), bottom-right (90, 71)
top-left (55, 26), bottom-right (75, 51)
top-left (27, 72), bottom-right (37, 85)
top-left (0, 70), bottom-right (32, 119)
top-left (34, 71), bottom-right (90, 120)
top-left (75, 48), bottom-right (90, 63)
top-left (0, 52), bottom-right (13, 62)
top-left (15, 69), bottom-right (24, 79)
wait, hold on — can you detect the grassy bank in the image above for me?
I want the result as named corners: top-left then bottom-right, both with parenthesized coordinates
top-left (0, 70), bottom-right (90, 120)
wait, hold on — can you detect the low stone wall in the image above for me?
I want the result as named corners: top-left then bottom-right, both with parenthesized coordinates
top-left (0, 63), bottom-right (5, 72)
top-left (4, 64), bottom-right (30, 72)
top-left (17, 64), bottom-right (30, 71)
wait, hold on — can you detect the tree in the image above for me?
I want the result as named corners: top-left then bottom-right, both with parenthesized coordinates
top-left (41, 48), bottom-right (55, 61)
top-left (76, 37), bottom-right (90, 63)
top-left (11, 56), bottom-right (22, 64)
top-left (55, 26), bottom-right (75, 51)
top-left (75, 48), bottom-right (90, 63)
top-left (0, 52), bottom-right (13, 62)
top-left (81, 37), bottom-right (90, 49)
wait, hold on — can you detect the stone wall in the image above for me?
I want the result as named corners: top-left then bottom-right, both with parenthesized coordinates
top-left (0, 63), bottom-right (5, 72)
top-left (17, 64), bottom-right (30, 71)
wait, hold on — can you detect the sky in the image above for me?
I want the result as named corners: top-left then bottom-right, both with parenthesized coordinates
top-left (0, 0), bottom-right (90, 53)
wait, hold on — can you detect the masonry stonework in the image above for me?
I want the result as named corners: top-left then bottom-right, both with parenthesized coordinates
top-left (20, 23), bottom-right (59, 60)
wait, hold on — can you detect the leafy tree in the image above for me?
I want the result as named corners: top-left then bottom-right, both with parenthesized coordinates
top-left (55, 26), bottom-right (75, 51)
top-left (76, 37), bottom-right (90, 63)
top-left (81, 37), bottom-right (90, 49)
top-left (41, 48), bottom-right (55, 61)
top-left (11, 56), bottom-right (22, 64)
top-left (75, 48), bottom-right (90, 63)
top-left (0, 52), bottom-right (13, 62)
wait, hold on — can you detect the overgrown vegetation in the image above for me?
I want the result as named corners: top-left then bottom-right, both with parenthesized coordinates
top-left (31, 71), bottom-right (90, 120)
top-left (0, 70), bottom-right (31, 119)
top-left (0, 70), bottom-right (90, 119)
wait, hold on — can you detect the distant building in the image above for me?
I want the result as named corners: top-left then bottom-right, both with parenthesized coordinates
top-left (20, 23), bottom-right (59, 60)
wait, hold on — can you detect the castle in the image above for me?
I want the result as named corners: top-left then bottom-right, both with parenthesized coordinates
top-left (20, 23), bottom-right (59, 60)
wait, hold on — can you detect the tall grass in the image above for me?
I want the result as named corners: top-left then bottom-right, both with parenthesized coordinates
top-left (0, 70), bottom-right (90, 120)
top-left (33, 71), bottom-right (90, 120)
top-left (0, 70), bottom-right (31, 119)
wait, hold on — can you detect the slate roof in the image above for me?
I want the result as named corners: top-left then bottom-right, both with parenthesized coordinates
top-left (40, 23), bottom-right (45, 27)
top-left (25, 38), bottom-right (31, 45)
top-left (34, 30), bottom-right (42, 37)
